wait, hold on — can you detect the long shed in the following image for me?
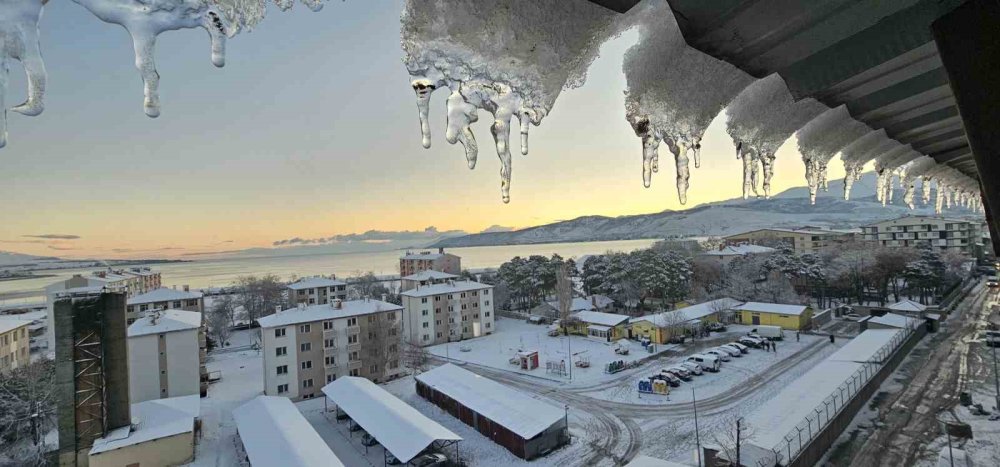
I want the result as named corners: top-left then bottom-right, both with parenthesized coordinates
top-left (415, 364), bottom-right (568, 460)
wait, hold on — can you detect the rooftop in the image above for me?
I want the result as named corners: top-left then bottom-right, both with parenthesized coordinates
top-left (400, 279), bottom-right (492, 298)
top-left (738, 302), bottom-right (810, 316)
top-left (127, 287), bottom-right (203, 305)
top-left (724, 227), bottom-right (851, 238)
top-left (631, 298), bottom-right (743, 326)
top-left (864, 215), bottom-right (976, 227)
top-left (90, 395), bottom-right (199, 455)
top-left (415, 363), bottom-right (565, 439)
top-left (128, 309), bottom-right (202, 337)
top-left (0, 316), bottom-right (30, 335)
top-left (287, 276), bottom-right (346, 290)
top-left (828, 329), bottom-right (905, 363)
top-left (233, 396), bottom-right (343, 467)
top-left (322, 376), bottom-right (460, 463)
top-left (401, 251), bottom-right (451, 260)
top-left (544, 295), bottom-right (615, 313)
top-left (401, 270), bottom-right (459, 281)
top-left (701, 244), bottom-right (777, 257)
top-left (867, 313), bottom-right (918, 330)
top-left (624, 455), bottom-right (691, 467)
top-left (571, 310), bottom-right (630, 327)
top-left (258, 299), bottom-right (402, 328)
top-left (888, 299), bottom-right (928, 313)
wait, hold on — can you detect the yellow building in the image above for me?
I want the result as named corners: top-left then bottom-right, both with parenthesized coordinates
top-left (629, 298), bottom-right (741, 344)
top-left (561, 311), bottom-right (630, 341)
top-left (0, 317), bottom-right (30, 374)
top-left (88, 395), bottom-right (199, 467)
top-left (737, 302), bottom-right (812, 330)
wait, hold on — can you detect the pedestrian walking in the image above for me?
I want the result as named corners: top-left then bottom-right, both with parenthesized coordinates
top-left (773, 341), bottom-right (777, 352)
top-left (829, 334), bottom-right (835, 344)
top-left (796, 332), bottom-right (800, 342)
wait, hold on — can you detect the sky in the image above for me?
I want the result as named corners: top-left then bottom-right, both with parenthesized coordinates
top-left (0, 1), bottom-right (853, 259)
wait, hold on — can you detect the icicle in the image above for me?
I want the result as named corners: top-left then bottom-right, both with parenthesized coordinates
top-left (921, 177), bottom-right (932, 204)
top-left (819, 163), bottom-right (829, 192)
top-left (410, 72), bottom-right (445, 148)
top-left (0, 0), bottom-right (48, 148)
top-left (517, 108), bottom-right (542, 156)
top-left (750, 151), bottom-right (761, 198)
top-left (692, 136), bottom-right (702, 169)
top-left (796, 106), bottom-right (870, 204)
top-left (760, 152), bottom-right (776, 199)
top-left (843, 164), bottom-right (863, 200)
top-left (805, 159), bottom-right (821, 204)
top-left (445, 88), bottom-right (479, 169)
top-left (903, 177), bottom-right (916, 209)
top-left (629, 115), bottom-right (661, 189)
top-left (737, 142), bottom-right (753, 199)
top-left (935, 184), bottom-right (944, 214)
top-left (670, 138), bottom-right (690, 205)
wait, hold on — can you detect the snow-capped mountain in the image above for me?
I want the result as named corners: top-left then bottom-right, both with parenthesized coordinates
top-left (431, 172), bottom-right (981, 248)
top-left (0, 250), bottom-right (59, 267)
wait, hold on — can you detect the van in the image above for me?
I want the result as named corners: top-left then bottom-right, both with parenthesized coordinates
top-left (705, 349), bottom-right (732, 362)
top-left (687, 354), bottom-right (721, 372)
top-left (750, 325), bottom-right (784, 340)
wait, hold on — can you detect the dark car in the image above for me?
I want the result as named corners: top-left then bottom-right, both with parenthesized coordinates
top-left (411, 453), bottom-right (448, 467)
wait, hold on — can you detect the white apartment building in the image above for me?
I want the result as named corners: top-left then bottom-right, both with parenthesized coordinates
top-left (862, 215), bottom-right (984, 255)
top-left (287, 276), bottom-right (348, 305)
top-left (127, 309), bottom-right (205, 403)
top-left (722, 228), bottom-right (855, 255)
top-left (401, 280), bottom-right (495, 347)
top-left (0, 317), bottom-right (30, 373)
top-left (400, 248), bottom-right (462, 276)
top-left (258, 299), bottom-right (404, 401)
top-left (126, 287), bottom-right (204, 325)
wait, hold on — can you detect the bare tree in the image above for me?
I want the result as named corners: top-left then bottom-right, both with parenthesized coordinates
top-left (234, 274), bottom-right (287, 346)
top-left (401, 341), bottom-right (431, 373)
top-left (0, 359), bottom-right (56, 467)
top-left (711, 415), bottom-right (771, 467)
top-left (206, 295), bottom-right (235, 348)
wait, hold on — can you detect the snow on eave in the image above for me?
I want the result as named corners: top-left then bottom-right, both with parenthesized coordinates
top-left (571, 310), bottom-right (630, 327)
top-left (128, 309), bottom-right (201, 337)
top-left (90, 395), bottom-right (200, 455)
top-left (887, 299), bottom-right (928, 312)
top-left (287, 277), bottom-right (347, 290)
top-left (233, 396), bottom-right (343, 467)
top-left (258, 299), bottom-right (402, 328)
top-left (127, 287), bottom-right (203, 305)
top-left (631, 298), bottom-right (742, 326)
top-left (401, 270), bottom-right (459, 281)
top-left (738, 302), bottom-right (809, 316)
top-left (0, 316), bottom-right (30, 335)
top-left (400, 280), bottom-right (492, 298)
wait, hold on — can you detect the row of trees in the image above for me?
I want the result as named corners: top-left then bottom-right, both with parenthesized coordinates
top-left (495, 254), bottom-right (575, 311)
top-left (0, 360), bottom-right (56, 467)
top-left (582, 248), bottom-right (692, 312)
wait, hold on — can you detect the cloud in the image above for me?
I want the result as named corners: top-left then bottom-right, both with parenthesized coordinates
top-left (48, 245), bottom-right (79, 251)
top-left (480, 225), bottom-right (515, 233)
top-left (23, 234), bottom-right (81, 240)
top-left (272, 226), bottom-right (467, 247)
top-left (0, 240), bottom-right (47, 245)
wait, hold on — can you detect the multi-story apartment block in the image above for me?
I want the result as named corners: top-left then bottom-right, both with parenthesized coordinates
top-left (861, 215), bottom-right (984, 255)
top-left (127, 309), bottom-right (206, 403)
top-left (722, 228), bottom-right (854, 255)
top-left (400, 280), bottom-right (495, 347)
top-left (0, 317), bottom-right (30, 373)
top-left (399, 248), bottom-right (461, 276)
top-left (126, 287), bottom-right (204, 325)
top-left (400, 269), bottom-right (459, 292)
top-left (258, 298), bottom-right (404, 401)
top-left (287, 276), bottom-right (348, 305)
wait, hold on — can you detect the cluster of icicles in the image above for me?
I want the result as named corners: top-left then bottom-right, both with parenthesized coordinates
top-left (0, 0), bottom-right (326, 148)
top-left (402, 0), bottom-right (981, 214)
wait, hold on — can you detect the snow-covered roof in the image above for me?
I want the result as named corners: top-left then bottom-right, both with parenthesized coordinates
top-left (828, 329), bottom-right (904, 363)
top-left (401, 251), bottom-right (449, 260)
top-left (545, 295), bottom-right (614, 313)
top-left (416, 364), bottom-right (565, 440)
top-left (571, 310), bottom-right (630, 327)
top-left (701, 244), bottom-right (776, 257)
top-left (233, 396), bottom-right (343, 467)
top-left (867, 313), bottom-right (916, 329)
top-left (624, 455), bottom-right (691, 467)
top-left (127, 287), bottom-right (202, 305)
top-left (400, 280), bottom-right (492, 298)
top-left (287, 276), bottom-right (346, 290)
top-left (401, 270), bottom-right (459, 281)
top-left (738, 302), bottom-right (809, 316)
top-left (128, 309), bottom-right (201, 337)
top-left (322, 377), bottom-right (460, 463)
top-left (724, 227), bottom-right (849, 238)
top-left (258, 299), bottom-right (401, 328)
top-left (0, 316), bottom-right (29, 335)
top-left (90, 395), bottom-right (199, 455)
top-left (887, 299), bottom-right (927, 312)
top-left (631, 298), bottom-right (742, 326)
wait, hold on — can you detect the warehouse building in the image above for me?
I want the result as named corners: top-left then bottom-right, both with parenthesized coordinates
top-left (561, 310), bottom-right (630, 340)
top-left (415, 363), bottom-right (568, 460)
top-left (737, 302), bottom-right (812, 330)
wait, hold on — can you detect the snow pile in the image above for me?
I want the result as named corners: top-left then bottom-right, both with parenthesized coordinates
top-left (0, 0), bottom-right (47, 149)
top-left (400, 0), bottom-right (620, 203)
top-left (725, 74), bottom-right (827, 199)
top-left (623, 1), bottom-right (754, 204)
top-left (794, 106), bottom-right (870, 204)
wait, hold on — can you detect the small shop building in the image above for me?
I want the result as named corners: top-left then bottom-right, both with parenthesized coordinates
top-left (737, 302), bottom-right (812, 330)
top-left (629, 298), bottom-right (741, 344)
top-left (560, 311), bottom-right (630, 340)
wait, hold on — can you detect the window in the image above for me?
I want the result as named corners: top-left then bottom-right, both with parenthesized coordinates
top-left (350, 351), bottom-right (359, 361)
top-left (447, 294), bottom-right (453, 299)
top-left (350, 369), bottom-right (360, 377)
top-left (302, 379), bottom-right (314, 388)
top-left (388, 328), bottom-right (397, 336)
top-left (347, 317), bottom-right (357, 326)
top-left (461, 304), bottom-right (467, 310)
top-left (277, 384), bottom-right (288, 394)
top-left (325, 356), bottom-right (335, 366)
top-left (326, 374), bottom-right (336, 383)
top-left (422, 334), bottom-right (430, 342)
top-left (474, 314), bottom-right (479, 319)
top-left (484, 289), bottom-right (489, 295)
top-left (486, 322), bottom-right (491, 329)
top-left (472, 291), bottom-right (478, 296)
top-left (140, 304), bottom-right (149, 312)
top-left (473, 302), bottom-right (478, 308)
top-left (308, 298), bottom-right (315, 304)
top-left (324, 338), bottom-right (335, 348)
top-left (435, 296), bottom-right (441, 301)
top-left (422, 310), bottom-right (429, 316)
top-left (298, 290), bottom-right (305, 296)
top-left (389, 360), bottom-right (398, 369)
top-left (460, 292), bottom-right (466, 298)
top-left (348, 334), bottom-right (358, 344)
top-left (485, 301), bottom-right (490, 307)
top-left (435, 307), bottom-right (441, 314)
top-left (300, 342), bottom-right (312, 352)
top-left (299, 324), bottom-right (311, 333)
top-left (448, 306), bottom-right (454, 312)
top-left (435, 320), bottom-right (441, 325)
top-left (369, 332), bottom-right (377, 340)
top-left (275, 347), bottom-right (287, 357)
top-left (463, 327), bottom-right (469, 333)
top-left (301, 361), bottom-right (312, 370)
top-left (276, 365), bottom-right (288, 375)
top-left (172, 301), bottom-right (181, 308)
top-left (323, 321), bottom-right (333, 330)
top-left (421, 297), bottom-right (428, 303)
top-left (436, 332), bottom-right (442, 338)
top-left (274, 328), bottom-right (286, 338)
top-left (422, 322), bottom-right (429, 328)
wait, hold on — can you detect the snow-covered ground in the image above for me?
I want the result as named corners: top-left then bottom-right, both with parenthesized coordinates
top-left (186, 348), bottom-right (263, 467)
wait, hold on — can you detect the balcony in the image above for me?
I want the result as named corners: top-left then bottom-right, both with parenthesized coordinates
top-left (347, 360), bottom-right (363, 370)
top-left (324, 347), bottom-right (337, 357)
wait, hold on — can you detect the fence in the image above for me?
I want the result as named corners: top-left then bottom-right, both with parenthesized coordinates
top-left (768, 322), bottom-right (922, 465)
top-left (810, 308), bottom-right (832, 328)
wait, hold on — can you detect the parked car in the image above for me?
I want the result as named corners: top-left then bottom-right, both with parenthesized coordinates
top-left (727, 342), bottom-right (750, 353)
top-left (738, 336), bottom-right (764, 348)
top-left (656, 372), bottom-right (681, 387)
top-left (704, 349), bottom-right (732, 362)
top-left (361, 433), bottom-right (378, 447)
top-left (680, 361), bottom-right (704, 375)
top-left (687, 354), bottom-right (721, 372)
top-left (988, 276), bottom-right (999, 288)
top-left (717, 345), bottom-right (743, 357)
top-left (411, 453), bottom-right (448, 467)
top-left (666, 366), bottom-right (692, 380)
top-left (706, 322), bottom-right (727, 332)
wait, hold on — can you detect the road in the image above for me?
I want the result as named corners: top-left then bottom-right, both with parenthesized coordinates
top-left (842, 282), bottom-right (991, 467)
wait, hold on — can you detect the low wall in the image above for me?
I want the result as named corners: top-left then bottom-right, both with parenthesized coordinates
top-left (787, 325), bottom-right (927, 467)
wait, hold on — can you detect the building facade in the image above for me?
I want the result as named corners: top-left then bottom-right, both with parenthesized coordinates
top-left (258, 299), bottom-right (404, 401)
top-left (861, 215), bottom-right (984, 255)
top-left (287, 276), bottom-right (348, 305)
top-left (127, 309), bottom-right (205, 403)
top-left (399, 248), bottom-right (462, 276)
top-left (126, 287), bottom-right (204, 325)
top-left (0, 317), bottom-right (30, 373)
top-left (400, 270), bottom-right (459, 292)
top-left (722, 228), bottom-right (853, 255)
top-left (737, 302), bottom-right (813, 330)
top-left (400, 280), bottom-right (494, 346)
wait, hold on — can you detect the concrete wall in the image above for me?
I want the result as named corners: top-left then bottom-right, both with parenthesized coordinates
top-left (88, 431), bottom-right (194, 467)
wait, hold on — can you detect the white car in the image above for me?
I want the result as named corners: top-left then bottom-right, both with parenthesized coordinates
top-left (680, 361), bottom-right (704, 375)
top-left (717, 345), bottom-right (743, 357)
top-left (705, 349), bottom-right (732, 362)
top-left (727, 342), bottom-right (750, 353)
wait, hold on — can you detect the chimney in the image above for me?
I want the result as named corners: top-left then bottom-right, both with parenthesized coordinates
top-left (333, 299), bottom-right (343, 309)
top-left (438, 247), bottom-right (444, 254)
top-left (381, 293), bottom-right (387, 302)
top-left (276, 305), bottom-right (284, 314)
top-left (591, 295), bottom-right (597, 308)
top-left (183, 285), bottom-right (189, 292)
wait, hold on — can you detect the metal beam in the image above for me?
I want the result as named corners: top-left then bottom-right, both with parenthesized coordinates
top-left (584, 0), bottom-right (641, 13)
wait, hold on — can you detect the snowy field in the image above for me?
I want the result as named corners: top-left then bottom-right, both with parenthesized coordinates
top-left (427, 317), bottom-right (679, 385)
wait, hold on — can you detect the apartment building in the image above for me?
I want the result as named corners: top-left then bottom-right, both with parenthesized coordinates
top-left (0, 317), bottom-right (30, 373)
top-left (258, 298), bottom-right (404, 401)
top-left (722, 228), bottom-right (854, 255)
top-left (287, 276), bottom-right (348, 305)
top-left (400, 280), bottom-right (495, 347)
top-left (126, 287), bottom-right (204, 325)
top-left (862, 215), bottom-right (984, 255)
top-left (400, 269), bottom-right (459, 292)
top-left (127, 309), bottom-right (206, 403)
top-left (399, 248), bottom-right (461, 276)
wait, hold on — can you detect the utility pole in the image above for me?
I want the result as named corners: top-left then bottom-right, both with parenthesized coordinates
top-left (693, 388), bottom-right (702, 467)
top-left (736, 417), bottom-right (743, 467)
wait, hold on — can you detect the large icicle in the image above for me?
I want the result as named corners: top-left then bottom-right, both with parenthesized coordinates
top-left (401, 0), bottom-right (619, 203)
top-left (623, 0), bottom-right (754, 204)
top-left (0, 0), bottom-right (48, 149)
top-left (726, 74), bottom-right (827, 199)
top-left (795, 106), bottom-right (870, 204)
top-left (838, 129), bottom-right (897, 200)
